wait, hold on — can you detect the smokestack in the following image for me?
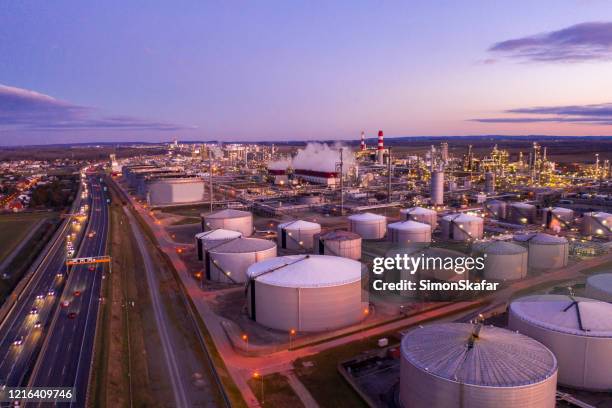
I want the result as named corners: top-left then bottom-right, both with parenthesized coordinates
top-left (377, 130), bottom-right (384, 164)
top-left (360, 131), bottom-right (366, 151)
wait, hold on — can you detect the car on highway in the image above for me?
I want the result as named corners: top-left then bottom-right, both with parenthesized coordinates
top-left (34, 321), bottom-right (42, 328)
top-left (13, 336), bottom-right (24, 346)
top-left (88, 265), bottom-right (96, 271)
top-left (48, 289), bottom-right (55, 296)
top-left (61, 300), bottom-right (70, 308)
top-left (35, 293), bottom-right (44, 300)
top-left (67, 312), bottom-right (77, 319)
top-left (73, 290), bottom-right (81, 297)
top-left (29, 307), bottom-right (38, 315)
top-left (88, 232), bottom-right (96, 238)
top-left (56, 272), bottom-right (63, 278)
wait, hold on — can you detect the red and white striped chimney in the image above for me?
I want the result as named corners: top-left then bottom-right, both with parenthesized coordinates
top-left (360, 131), bottom-right (366, 151)
top-left (377, 130), bottom-right (384, 150)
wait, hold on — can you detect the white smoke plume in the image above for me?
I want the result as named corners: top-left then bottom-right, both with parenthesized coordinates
top-left (269, 142), bottom-right (355, 174)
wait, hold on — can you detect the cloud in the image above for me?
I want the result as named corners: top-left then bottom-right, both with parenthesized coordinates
top-left (489, 22), bottom-right (612, 62)
top-left (0, 84), bottom-right (190, 131)
top-left (472, 103), bottom-right (612, 126)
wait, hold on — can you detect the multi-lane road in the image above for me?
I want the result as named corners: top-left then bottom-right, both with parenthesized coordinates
top-left (0, 175), bottom-right (109, 407)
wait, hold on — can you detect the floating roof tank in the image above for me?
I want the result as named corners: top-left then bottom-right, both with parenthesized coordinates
top-left (509, 295), bottom-right (612, 391)
top-left (473, 241), bottom-right (528, 281)
top-left (513, 233), bottom-right (568, 269)
top-left (509, 202), bottom-right (537, 225)
top-left (206, 237), bottom-right (276, 283)
top-left (201, 209), bottom-right (253, 237)
top-left (440, 213), bottom-right (484, 241)
top-left (400, 207), bottom-right (437, 227)
top-left (400, 323), bottom-right (558, 408)
top-left (585, 273), bottom-right (612, 302)
top-left (348, 212), bottom-right (386, 240)
top-left (542, 207), bottom-right (574, 229)
top-left (387, 220), bottom-right (431, 244)
top-left (246, 255), bottom-right (364, 332)
top-left (277, 220), bottom-right (321, 250)
top-left (314, 230), bottom-right (362, 260)
top-left (194, 229), bottom-right (242, 261)
top-left (581, 211), bottom-right (612, 238)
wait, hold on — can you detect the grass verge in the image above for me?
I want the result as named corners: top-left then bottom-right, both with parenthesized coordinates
top-left (247, 373), bottom-right (304, 408)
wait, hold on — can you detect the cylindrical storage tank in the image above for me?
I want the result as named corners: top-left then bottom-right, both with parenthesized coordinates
top-left (473, 241), bottom-right (528, 280)
top-left (201, 209), bottom-right (253, 236)
top-left (509, 202), bottom-right (537, 224)
top-left (542, 207), bottom-right (574, 229)
top-left (277, 220), bottom-right (321, 250)
top-left (509, 295), bottom-right (612, 391)
top-left (515, 233), bottom-right (568, 269)
top-left (314, 230), bottom-right (362, 260)
top-left (485, 200), bottom-right (507, 220)
top-left (194, 229), bottom-right (242, 261)
top-left (484, 171), bottom-right (495, 193)
top-left (400, 323), bottom-right (558, 408)
top-left (430, 170), bottom-right (444, 205)
top-left (387, 220), bottom-right (431, 244)
top-left (586, 273), bottom-right (612, 302)
top-left (348, 212), bottom-right (386, 239)
top-left (581, 211), bottom-right (612, 238)
top-left (246, 255), bottom-right (364, 332)
top-left (387, 245), bottom-right (472, 284)
top-left (400, 207), bottom-right (437, 227)
top-left (206, 237), bottom-right (276, 283)
top-left (440, 213), bottom-right (484, 241)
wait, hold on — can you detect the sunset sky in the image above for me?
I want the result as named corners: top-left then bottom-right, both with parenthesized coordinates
top-left (2, 1), bottom-right (612, 145)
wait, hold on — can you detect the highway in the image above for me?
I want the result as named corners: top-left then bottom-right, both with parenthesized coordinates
top-left (27, 175), bottom-right (109, 407)
top-left (0, 181), bottom-right (86, 404)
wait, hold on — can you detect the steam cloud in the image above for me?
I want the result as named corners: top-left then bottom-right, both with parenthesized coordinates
top-left (269, 142), bottom-right (355, 174)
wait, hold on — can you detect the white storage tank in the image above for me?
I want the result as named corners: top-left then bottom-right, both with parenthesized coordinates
top-left (585, 273), bottom-right (612, 302)
top-left (348, 212), bottom-right (386, 240)
top-left (246, 255), bottom-right (364, 332)
top-left (581, 211), bottom-right (612, 238)
top-left (514, 233), bottom-right (568, 269)
top-left (400, 323), bottom-right (558, 408)
top-left (146, 177), bottom-right (206, 206)
top-left (201, 209), bottom-right (254, 237)
top-left (509, 202), bottom-right (537, 224)
top-left (509, 295), bottom-right (612, 391)
top-left (388, 245), bottom-right (471, 283)
top-left (485, 200), bottom-right (507, 220)
top-left (277, 220), bottom-right (321, 250)
top-left (473, 241), bottom-right (528, 281)
top-left (430, 170), bottom-right (444, 205)
top-left (440, 213), bottom-right (484, 241)
top-left (542, 207), bottom-right (574, 229)
top-left (387, 220), bottom-right (431, 244)
top-left (400, 206), bottom-right (437, 227)
top-left (194, 229), bottom-right (242, 261)
top-left (314, 230), bottom-right (362, 260)
top-left (205, 237), bottom-right (276, 283)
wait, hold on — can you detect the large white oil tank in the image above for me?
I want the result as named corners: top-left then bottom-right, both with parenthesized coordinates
top-left (348, 212), bottom-right (386, 240)
top-left (194, 229), bottom-right (242, 261)
top-left (509, 202), bottom-right (537, 224)
top-left (277, 220), bottom-right (321, 250)
top-left (430, 170), bottom-right (444, 205)
top-left (388, 245), bottom-right (472, 284)
top-left (246, 255), bottom-right (364, 332)
top-left (473, 241), bottom-right (528, 281)
top-left (440, 213), bottom-right (484, 241)
top-left (400, 323), bottom-right (558, 408)
top-left (201, 209), bottom-right (253, 237)
top-left (542, 207), bottom-right (574, 229)
top-left (146, 177), bottom-right (206, 206)
top-left (581, 211), bottom-right (612, 238)
top-left (205, 237), bottom-right (276, 283)
top-left (514, 233), bottom-right (568, 269)
top-left (485, 200), bottom-right (507, 220)
top-left (509, 295), bottom-right (612, 391)
top-left (314, 230), bottom-right (361, 260)
top-left (586, 273), bottom-right (612, 302)
top-left (387, 220), bottom-right (431, 244)
top-left (400, 207), bottom-right (437, 227)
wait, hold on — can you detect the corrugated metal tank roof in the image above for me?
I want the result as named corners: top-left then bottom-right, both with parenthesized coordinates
top-left (388, 220), bottom-right (430, 231)
top-left (195, 229), bottom-right (242, 240)
top-left (347, 212), bottom-right (386, 221)
top-left (210, 237), bottom-right (275, 253)
top-left (278, 220), bottom-right (321, 230)
top-left (401, 323), bottom-right (557, 386)
top-left (473, 241), bottom-right (527, 255)
top-left (205, 209), bottom-right (251, 219)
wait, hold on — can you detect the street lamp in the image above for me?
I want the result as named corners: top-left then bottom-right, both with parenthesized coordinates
top-left (242, 334), bottom-right (249, 353)
top-left (253, 371), bottom-right (264, 405)
top-left (289, 329), bottom-right (296, 350)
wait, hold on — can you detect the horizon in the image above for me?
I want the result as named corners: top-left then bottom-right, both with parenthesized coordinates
top-left (3, 2), bottom-right (612, 144)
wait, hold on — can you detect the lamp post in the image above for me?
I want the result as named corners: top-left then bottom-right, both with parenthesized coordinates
top-left (289, 328), bottom-right (296, 350)
top-left (253, 371), bottom-right (264, 405)
top-left (242, 334), bottom-right (249, 353)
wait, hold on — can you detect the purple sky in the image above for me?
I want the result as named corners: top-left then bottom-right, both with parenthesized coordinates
top-left (2, 1), bottom-right (612, 145)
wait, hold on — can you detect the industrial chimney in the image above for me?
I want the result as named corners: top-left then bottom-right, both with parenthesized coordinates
top-left (377, 130), bottom-right (384, 164)
top-left (360, 131), bottom-right (366, 151)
